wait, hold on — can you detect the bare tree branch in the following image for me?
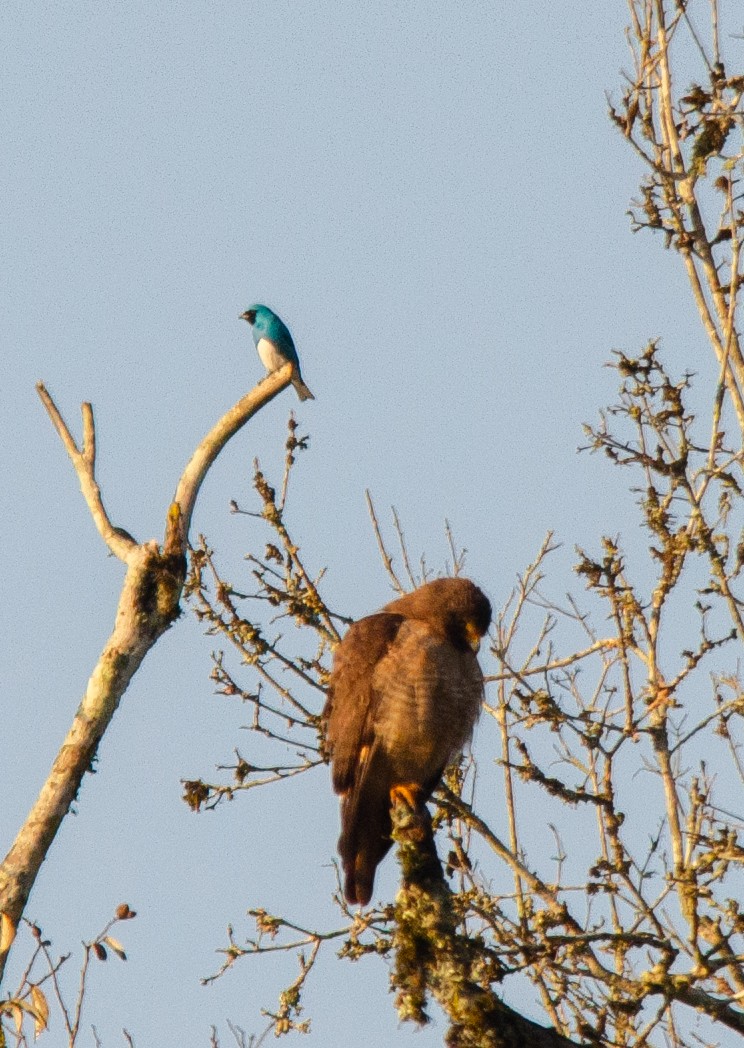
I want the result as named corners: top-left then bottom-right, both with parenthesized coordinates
top-left (0, 369), bottom-right (294, 984)
top-left (173, 365), bottom-right (292, 546)
top-left (35, 383), bottom-right (138, 561)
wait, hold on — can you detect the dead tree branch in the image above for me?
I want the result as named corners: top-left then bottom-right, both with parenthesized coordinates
top-left (0, 365), bottom-right (293, 984)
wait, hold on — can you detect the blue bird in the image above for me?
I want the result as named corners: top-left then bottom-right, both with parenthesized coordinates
top-left (239, 304), bottom-right (314, 402)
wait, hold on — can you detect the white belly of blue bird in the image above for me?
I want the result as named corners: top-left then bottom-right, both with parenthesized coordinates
top-left (256, 338), bottom-right (287, 373)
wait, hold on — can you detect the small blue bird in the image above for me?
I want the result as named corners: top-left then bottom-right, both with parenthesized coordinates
top-left (240, 304), bottom-right (314, 402)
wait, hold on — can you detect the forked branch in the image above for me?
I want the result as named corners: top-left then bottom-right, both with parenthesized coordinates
top-left (0, 366), bottom-right (294, 985)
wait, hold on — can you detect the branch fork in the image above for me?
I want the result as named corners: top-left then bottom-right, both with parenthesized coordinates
top-left (0, 365), bottom-right (294, 982)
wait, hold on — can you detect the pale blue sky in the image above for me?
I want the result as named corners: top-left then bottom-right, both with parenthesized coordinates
top-left (3, 2), bottom-right (739, 1045)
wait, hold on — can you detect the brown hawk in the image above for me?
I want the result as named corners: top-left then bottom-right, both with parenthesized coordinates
top-left (323, 577), bottom-right (491, 906)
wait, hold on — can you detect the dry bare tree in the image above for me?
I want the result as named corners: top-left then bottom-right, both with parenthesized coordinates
top-left (0, 364), bottom-right (296, 1041)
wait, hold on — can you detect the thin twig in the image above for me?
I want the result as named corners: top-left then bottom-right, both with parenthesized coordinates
top-left (365, 490), bottom-right (405, 593)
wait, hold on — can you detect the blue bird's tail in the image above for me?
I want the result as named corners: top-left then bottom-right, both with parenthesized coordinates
top-left (292, 375), bottom-right (315, 402)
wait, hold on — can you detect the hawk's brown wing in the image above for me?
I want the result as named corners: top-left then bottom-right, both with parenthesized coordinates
top-left (323, 612), bottom-right (403, 795)
top-left (323, 613), bottom-right (404, 905)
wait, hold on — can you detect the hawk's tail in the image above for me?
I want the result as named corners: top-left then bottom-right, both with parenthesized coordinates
top-left (338, 748), bottom-right (393, 906)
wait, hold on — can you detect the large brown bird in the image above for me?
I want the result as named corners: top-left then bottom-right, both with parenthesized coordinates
top-left (323, 577), bottom-right (491, 906)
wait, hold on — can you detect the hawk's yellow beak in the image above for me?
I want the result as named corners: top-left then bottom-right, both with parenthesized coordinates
top-left (464, 621), bottom-right (483, 652)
